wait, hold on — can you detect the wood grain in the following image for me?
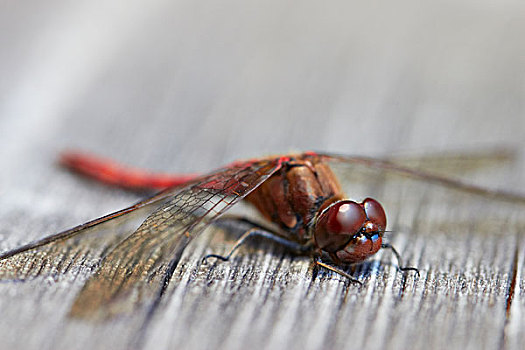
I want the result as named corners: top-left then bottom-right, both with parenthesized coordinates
top-left (0, 1), bottom-right (524, 349)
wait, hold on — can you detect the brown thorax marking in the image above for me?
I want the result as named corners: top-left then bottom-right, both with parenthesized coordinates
top-left (246, 156), bottom-right (344, 243)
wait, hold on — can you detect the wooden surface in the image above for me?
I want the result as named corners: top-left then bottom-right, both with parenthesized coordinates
top-left (1, 1), bottom-right (524, 349)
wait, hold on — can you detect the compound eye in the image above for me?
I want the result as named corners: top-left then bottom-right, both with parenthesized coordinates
top-left (315, 201), bottom-right (366, 252)
top-left (363, 198), bottom-right (387, 231)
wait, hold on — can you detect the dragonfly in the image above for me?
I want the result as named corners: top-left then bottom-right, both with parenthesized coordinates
top-left (0, 150), bottom-right (523, 321)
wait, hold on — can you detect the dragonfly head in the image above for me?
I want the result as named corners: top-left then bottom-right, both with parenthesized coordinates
top-left (314, 198), bottom-right (386, 263)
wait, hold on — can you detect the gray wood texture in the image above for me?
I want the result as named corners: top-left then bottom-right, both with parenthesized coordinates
top-left (0, 1), bottom-right (524, 349)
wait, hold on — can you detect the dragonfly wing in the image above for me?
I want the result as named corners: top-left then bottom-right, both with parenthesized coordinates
top-left (384, 148), bottom-right (517, 178)
top-left (68, 158), bottom-right (283, 320)
top-left (318, 153), bottom-right (525, 204)
top-left (0, 192), bottom-right (174, 281)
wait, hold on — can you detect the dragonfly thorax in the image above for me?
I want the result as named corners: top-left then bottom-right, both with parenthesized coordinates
top-left (246, 156), bottom-right (345, 243)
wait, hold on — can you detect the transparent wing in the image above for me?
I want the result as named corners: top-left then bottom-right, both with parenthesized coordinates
top-left (0, 157), bottom-right (282, 320)
top-left (0, 191), bottom-right (174, 281)
top-left (385, 148), bottom-right (517, 178)
top-left (318, 153), bottom-right (525, 204)
top-left (60, 158), bottom-right (281, 320)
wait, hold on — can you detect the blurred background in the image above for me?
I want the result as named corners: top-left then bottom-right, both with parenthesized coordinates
top-left (0, 0), bottom-right (524, 242)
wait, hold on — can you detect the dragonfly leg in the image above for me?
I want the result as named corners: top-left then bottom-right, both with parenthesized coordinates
top-left (203, 218), bottom-right (310, 263)
top-left (203, 228), bottom-right (261, 263)
top-left (314, 259), bottom-right (362, 285)
top-left (381, 243), bottom-right (420, 277)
